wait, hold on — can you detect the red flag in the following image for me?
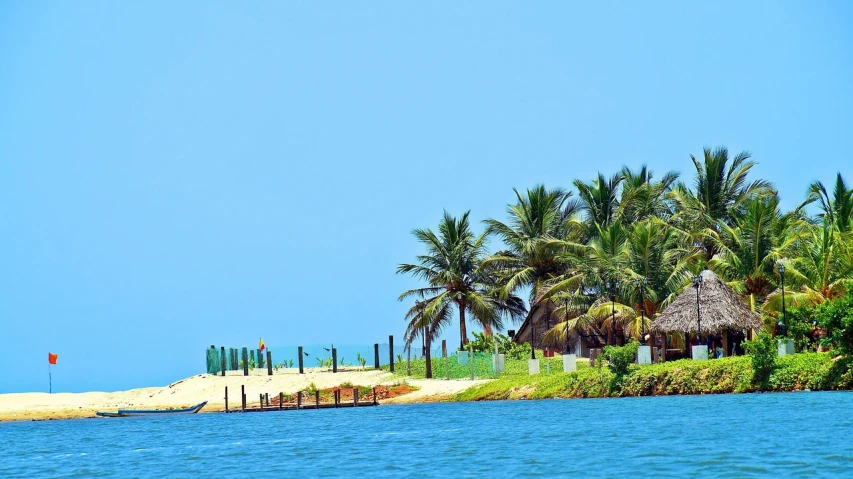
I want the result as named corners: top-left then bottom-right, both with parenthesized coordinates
top-left (48, 353), bottom-right (58, 365)
top-left (259, 338), bottom-right (265, 352)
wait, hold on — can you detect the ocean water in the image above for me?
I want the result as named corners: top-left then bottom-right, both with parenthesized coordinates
top-left (1, 392), bottom-right (852, 478)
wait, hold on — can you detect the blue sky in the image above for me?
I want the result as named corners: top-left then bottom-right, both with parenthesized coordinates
top-left (1, 1), bottom-right (851, 393)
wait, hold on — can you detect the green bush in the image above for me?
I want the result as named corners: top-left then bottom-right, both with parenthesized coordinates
top-left (603, 340), bottom-right (640, 377)
top-left (467, 332), bottom-right (531, 360)
top-left (815, 295), bottom-right (853, 356)
top-left (782, 306), bottom-right (817, 352)
top-left (742, 332), bottom-right (777, 389)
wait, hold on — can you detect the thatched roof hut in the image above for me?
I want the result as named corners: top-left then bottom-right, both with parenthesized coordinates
top-left (652, 270), bottom-right (762, 333)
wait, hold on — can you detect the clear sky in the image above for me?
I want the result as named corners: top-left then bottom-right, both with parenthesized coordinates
top-left (1, 1), bottom-right (851, 393)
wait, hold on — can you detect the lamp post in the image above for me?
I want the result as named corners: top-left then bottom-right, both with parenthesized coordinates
top-left (778, 263), bottom-right (787, 337)
top-left (637, 277), bottom-right (647, 345)
top-left (611, 280), bottom-right (617, 346)
top-left (530, 308), bottom-right (536, 360)
top-left (693, 274), bottom-right (703, 344)
top-left (562, 292), bottom-right (571, 354)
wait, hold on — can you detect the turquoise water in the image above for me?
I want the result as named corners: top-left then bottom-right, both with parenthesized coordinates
top-left (2, 392), bottom-right (852, 478)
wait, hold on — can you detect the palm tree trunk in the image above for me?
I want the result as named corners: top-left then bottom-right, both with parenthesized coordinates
top-left (459, 300), bottom-right (468, 350)
top-left (425, 334), bottom-right (432, 379)
top-left (483, 324), bottom-right (493, 337)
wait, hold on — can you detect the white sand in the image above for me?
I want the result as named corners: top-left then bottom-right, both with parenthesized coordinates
top-left (0, 368), bottom-right (488, 421)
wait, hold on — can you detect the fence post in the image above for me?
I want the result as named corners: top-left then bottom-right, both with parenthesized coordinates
top-left (267, 351), bottom-right (273, 376)
top-left (353, 388), bottom-right (358, 407)
top-left (241, 385), bottom-right (246, 411)
top-left (258, 349), bottom-right (264, 369)
top-left (315, 390), bottom-right (319, 408)
top-left (260, 393), bottom-right (263, 409)
top-left (373, 386), bottom-right (377, 406)
top-left (374, 343), bottom-right (380, 369)
top-left (442, 339), bottom-right (449, 380)
top-left (297, 391), bottom-right (302, 410)
top-left (220, 346), bottom-right (226, 377)
top-left (298, 346), bottom-right (304, 374)
top-left (332, 348), bottom-right (338, 373)
top-left (389, 335), bottom-right (395, 372)
top-left (279, 392), bottom-right (283, 410)
top-left (334, 389), bottom-right (339, 408)
top-left (242, 348), bottom-right (249, 376)
top-left (225, 386), bottom-right (229, 413)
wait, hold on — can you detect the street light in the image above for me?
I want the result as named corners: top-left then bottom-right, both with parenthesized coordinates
top-left (693, 274), bottom-right (703, 344)
top-left (778, 263), bottom-right (787, 337)
top-left (637, 277), bottom-right (647, 345)
top-left (561, 291), bottom-right (572, 354)
top-left (611, 280), bottom-right (617, 346)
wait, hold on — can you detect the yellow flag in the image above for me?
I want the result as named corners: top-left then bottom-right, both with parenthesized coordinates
top-left (259, 338), bottom-right (265, 351)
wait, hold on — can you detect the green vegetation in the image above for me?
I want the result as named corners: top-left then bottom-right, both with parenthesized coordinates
top-left (603, 340), bottom-right (640, 377)
top-left (743, 332), bottom-right (778, 389)
top-left (467, 332), bottom-right (531, 360)
top-left (455, 352), bottom-right (852, 401)
top-left (397, 148), bottom-right (853, 360)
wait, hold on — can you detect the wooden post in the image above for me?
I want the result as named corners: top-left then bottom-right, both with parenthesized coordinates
top-left (443, 339), bottom-right (449, 380)
top-left (241, 385), bottom-right (246, 411)
top-left (297, 391), bottom-right (302, 410)
top-left (332, 348), bottom-right (338, 373)
top-left (242, 347), bottom-right (249, 376)
top-left (298, 346), bottom-right (304, 374)
top-left (723, 330), bottom-right (730, 357)
top-left (258, 349), bottom-right (264, 369)
top-left (389, 335), bottom-right (395, 372)
top-left (374, 343), bottom-right (380, 369)
top-left (259, 393), bottom-right (263, 408)
top-left (373, 386), bottom-right (377, 406)
top-left (315, 390), bottom-right (319, 408)
top-left (265, 392), bottom-right (270, 407)
top-left (225, 386), bottom-right (229, 413)
top-left (353, 387), bottom-right (358, 407)
top-left (267, 351), bottom-right (273, 375)
top-left (334, 389), bottom-right (339, 408)
top-left (220, 346), bottom-right (226, 377)
top-left (250, 350), bottom-right (255, 368)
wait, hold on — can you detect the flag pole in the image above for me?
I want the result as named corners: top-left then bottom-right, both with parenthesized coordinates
top-left (49, 363), bottom-right (52, 394)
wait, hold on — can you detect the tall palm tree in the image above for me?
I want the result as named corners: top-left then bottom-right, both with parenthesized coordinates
top-left (573, 173), bottom-right (624, 232)
top-left (482, 185), bottom-right (580, 303)
top-left (397, 211), bottom-right (525, 351)
top-left (803, 173), bottom-right (853, 233)
top-left (618, 165), bottom-right (680, 224)
top-left (762, 218), bottom-right (853, 313)
top-left (708, 194), bottom-right (802, 311)
top-left (670, 146), bottom-right (773, 259)
top-left (543, 298), bottom-right (636, 348)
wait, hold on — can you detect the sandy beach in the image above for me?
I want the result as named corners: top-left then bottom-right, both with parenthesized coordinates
top-left (0, 368), bottom-right (486, 422)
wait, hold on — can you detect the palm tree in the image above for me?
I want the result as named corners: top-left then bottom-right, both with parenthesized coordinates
top-left (803, 173), bottom-right (853, 233)
top-left (482, 185), bottom-right (580, 304)
top-left (397, 211), bottom-right (525, 352)
top-left (618, 165), bottom-right (680, 224)
top-left (573, 173), bottom-right (624, 232)
top-left (762, 218), bottom-right (853, 313)
top-left (708, 194), bottom-right (802, 312)
top-left (670, 146), bottom-right (773, 259)
top-left (543, 298), bottom-right (636, 347)
top-left (622, 218), bottom-right (697, 316)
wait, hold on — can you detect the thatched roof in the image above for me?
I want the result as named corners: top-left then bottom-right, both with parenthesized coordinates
top-left (652, 270), bottom-right (762, 333)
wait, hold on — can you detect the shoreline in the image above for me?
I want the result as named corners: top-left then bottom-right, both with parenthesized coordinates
top-left (0, 368), bottom-right (485, 422)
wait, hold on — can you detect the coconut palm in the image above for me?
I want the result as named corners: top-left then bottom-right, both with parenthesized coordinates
top-left (482, 185), bottom-right (581, 303)
top-left (802, 173), bottom-right (853, 233)
top-left (397, 211), bottom-right (526, 351)
top-left (573, 173), bottom-right (625, 232)
top-left (669, 146), bottom-right (773, 259)
top-left (762, 218), bottom-right (853, 313)
top-left (708, 194), bottom-right (802, 311)
top-left (543, 297), bottom-right (637, 347)
top-left (618, 165), bottom-right (680, 224)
